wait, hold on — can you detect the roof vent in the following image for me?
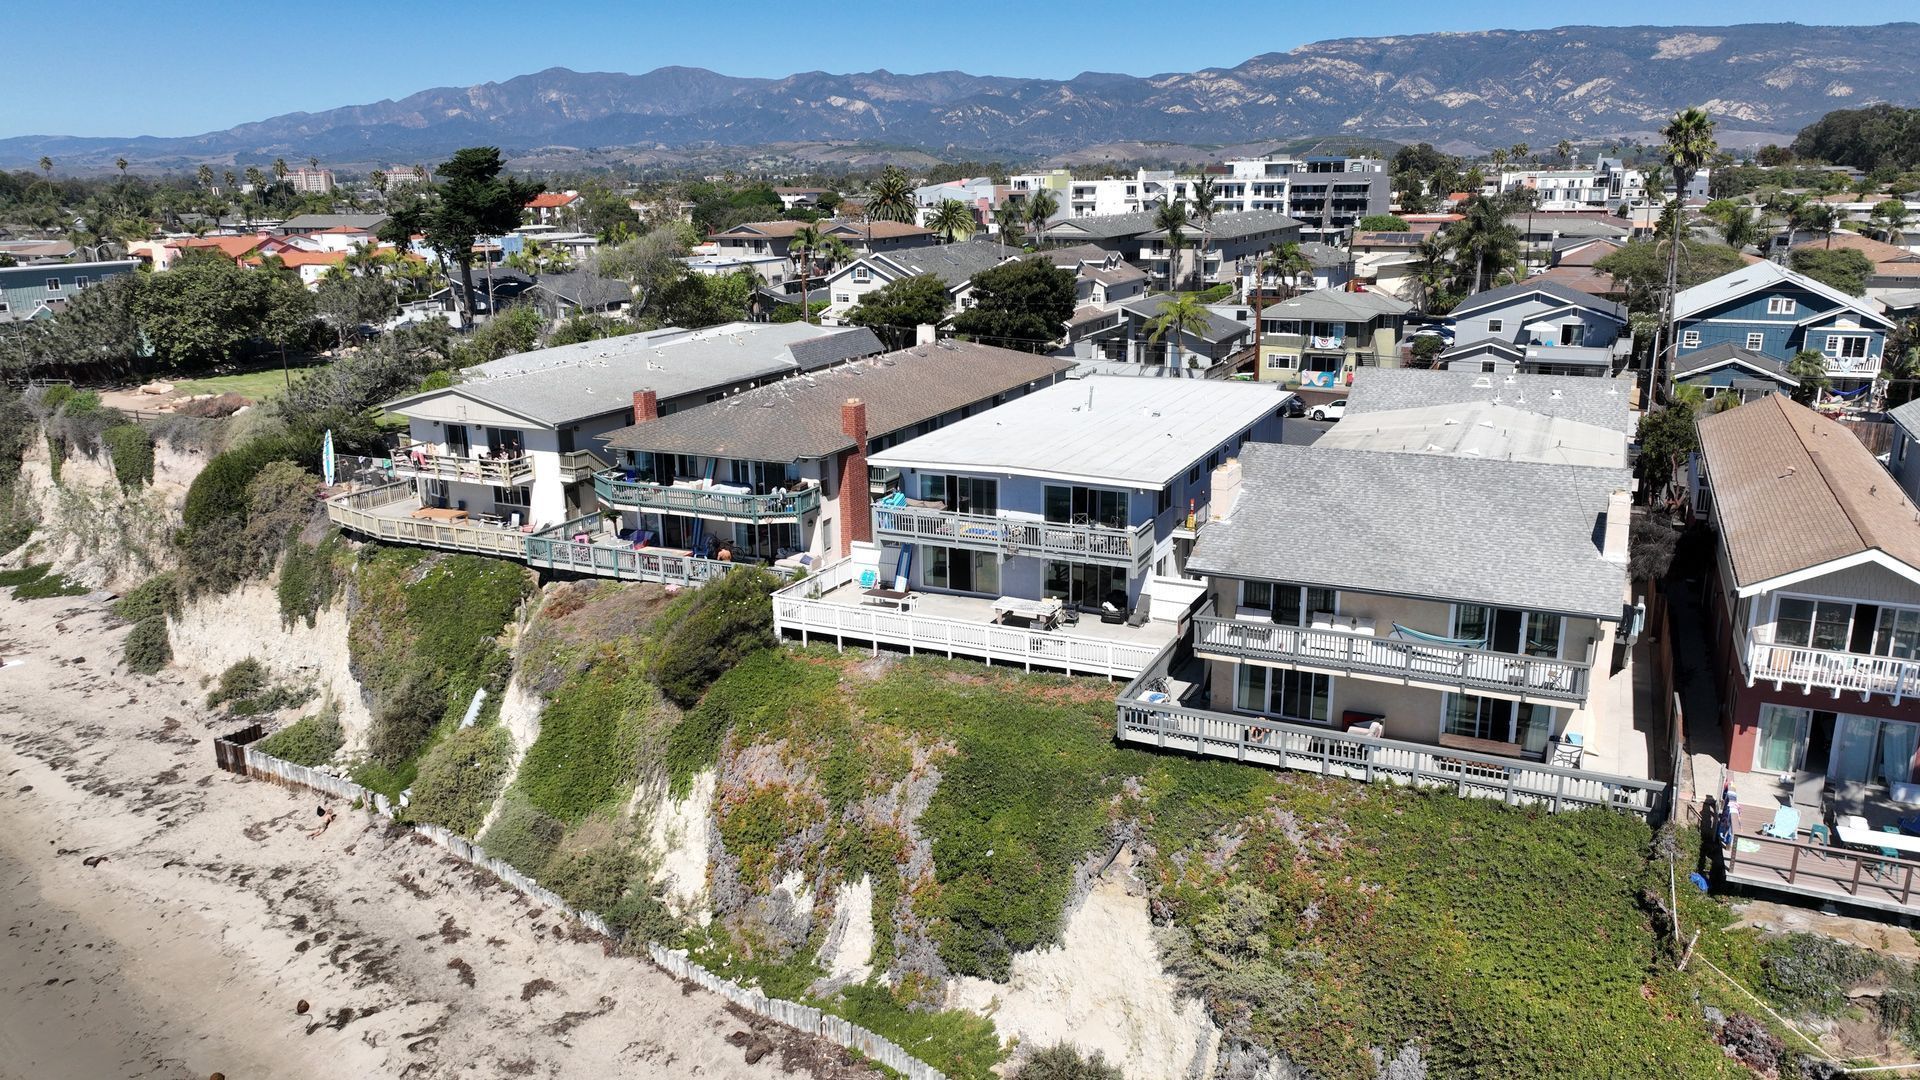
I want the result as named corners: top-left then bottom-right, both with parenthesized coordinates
top-left (1550, 388), bottom-right (1563, 399)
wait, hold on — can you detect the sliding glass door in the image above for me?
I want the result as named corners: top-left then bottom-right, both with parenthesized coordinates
top-left (1764, 703), bottom-right (1920, 787)
top-left (1754, 704), bottom-right (1808, 774)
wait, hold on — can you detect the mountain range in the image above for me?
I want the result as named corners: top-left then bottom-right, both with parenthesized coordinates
top-left (7, 21), bottom-right (1920, 170)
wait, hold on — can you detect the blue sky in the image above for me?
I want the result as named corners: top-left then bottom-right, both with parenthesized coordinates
top-left (0, 1), bottom-right (1892, 137)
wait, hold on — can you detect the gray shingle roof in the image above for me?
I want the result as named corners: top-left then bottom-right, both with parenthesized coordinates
top-left (1145, 209), bottom-right (1303, 240)
top-left (1044, 211), bottom-right (1164, 240)
top-left (600, 341), bottom-right (1071, 461)
top-left (1120, 295), bottom-right (1251, 344)
top-left (1889, 397), bottom-right (1920, 439)
top-left (1261, 287), bottom-right (1410, 322)
top-left (870, 241), bottom-right (1008, 288)
top-left (1189, 441), bottom-right (1629, 619)
top-left (787, 327), bottom-right (886, 371)
top-left (384, 322), bottom-right (881, 428)
top-left (1673, 260), bottom-right (1894, 325)
top-left (1346, 368), bottom-right (1633, 434)
top-left (1508, 215), bottom-right (1629, 238)
top-left (1670, 341), bottom-right (1795, 383)
top-left (528, 271), bottom-right (628, 309)
top-left (1448, 279), bottom-right (1626, 322)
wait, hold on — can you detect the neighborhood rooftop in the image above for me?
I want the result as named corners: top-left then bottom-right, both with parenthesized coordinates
top-left (383, 322), bottom-right (882, 427)
top-left (1447, 278), bottom-right (1626, 321)
top-left (599, 341), bottom-right (1071, 460)
top-left (867, 376), bottom-right (1290, 487)
top-left (1314, 401), bottom-right (1627, 469)
top-left (1673, 259), bottom-right (1894, 324)
top-left (1345, 368), bottom-right (1633, 434)
top-left (865, 241), bottom-right (1008, 287)
top-left (1697, 394), bottom-right (1920, 592)
top-left (1189, 441), bottom-right (1630, 620)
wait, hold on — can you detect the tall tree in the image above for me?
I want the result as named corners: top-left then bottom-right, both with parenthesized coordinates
top-left (993, 201), bottom-right (1024, 257)
top-left (1148, 295), bottom-right (1211, 376)
top-left (114, 157), bottom-right (129, 177)
top-left (37, 156), bottom-right (52, 178)
top-left (1873, 198), bottom-right (1911, 243)
top-left (951, 256), bottom-right (1075, 352)
top-left (1189, 175), bottom-right (1219, 290)
top-left (1153, 201), bottom-right (1190, 291)
top-left (789, 223), bottom-right (824, 324)
top-left (866, 167), bottom-right (916, 224)
top-left (1655, 107), bottom-right (1718, 392)
top-left (1024, 188), bottom-right (1059, 249)
top-left (846, 273), bottom-right (951, 348)
top-left (196, 164), bottom-right (214, 190)
top-left (1449, 196), bottom-right (1520, 295)
top-left (272, 157), bottom-right (289, 181)
top-left (927, 199), bottom-right (975, 243)
top-left (424, 147), bottom-right (543, 329)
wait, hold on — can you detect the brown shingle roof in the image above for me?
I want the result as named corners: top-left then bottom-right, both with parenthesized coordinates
top-left (1697, 394), bottom-right (1920, 589)
top-left (599, 341), bottom-right (1071, 461)
top-left (1791, 231), bottom-right (1920, 277)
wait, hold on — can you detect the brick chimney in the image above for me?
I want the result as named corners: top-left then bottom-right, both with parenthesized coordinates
top-left (631, 389), bottom-right (658, 425)
top-left (838, 398), bottom-right (871, 556)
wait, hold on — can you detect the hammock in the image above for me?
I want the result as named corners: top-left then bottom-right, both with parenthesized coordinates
top-left (1826, 382), bottom-right (1873, 400)
top-left (1390, 622), bottom-right (1488, 650)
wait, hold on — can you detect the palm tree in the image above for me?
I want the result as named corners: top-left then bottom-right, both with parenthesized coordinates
top-left (1510, 143), bottom-right (1530, 164)
top-left (1489, 148), bottom-right (1508, 169)
top-left (38, 156), bottom-right (52, 177)
top-left (1189, 175), bottom-right (1219, 290)
top-left (1148, 295), bottom-right (1211, 377)
top-left (1556, 139), bottom-right (1574, 164)
top-left (789, 224), bottom-right (825, 325)
top-left (993, 202), bottom-right (1025, 256)
top-left (1450, 196), bottom-right (1520, 295)
top-left (1253, 241), bottom-right (1313, 356)
top-left (927, 199), bottom-right (975, 243)
top-left (818, 236), bottom-right (855, 275)
top-left (370, 170), bottom-right (388, 199)
top-left (197, 164), bottom-right (214, 190)
top-left (308, 155), bottom-right (320, 171)
top-left (115, 157), bottom-right (129, 177)
top-left (272, 157), bottom-right (289, 181)
top-left (1153, 201), bottom-right (1190, 291)
top-left (866, 167), bottom-right (915, 224)
top-left (1809, 202), bottom-right (1841, 249)
top-left (1874, 199), bottom-right (1912, 244)
top-left (223, 169), bottom-right (238, 193)
top-left (1024, 188), bottom-right (1059, 249)
top-left (1656, 107), bottom-right (1717, 392)
top-left (1410, 233), bottom-right (1455, 316)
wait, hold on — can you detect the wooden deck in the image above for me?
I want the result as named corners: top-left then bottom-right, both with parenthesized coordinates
top-left (1722, 818), bottom-right (1920, 916)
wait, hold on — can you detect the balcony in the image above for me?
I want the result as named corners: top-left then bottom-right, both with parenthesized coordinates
top-left (1115, 643), bottom-right (1662, 815)
top-left (393, 443), bottom-right (533, 486)
top-left (1743, 628), bottom-right (1920, 703)
top-left (522, 514), bottom-right (744, 586)
top-left (325, 482), bottom-right (531, 558)
top-left (771, 559), bottom-right (1177, 679)
top-left (558, 449), bottom-right (609, 483)
top-left (872, 503), bottom-right (1155, 571)
top-left (593, 469), bottom-right (822, 524)
top-left (1192, 606), bottom-right (1593, 706)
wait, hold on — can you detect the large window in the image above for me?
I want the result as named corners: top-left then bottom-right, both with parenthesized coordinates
top-left (1239, 581), bottom-right (1337, 625)
top-left (1824, 335), bottom-right (1869, 360)
top-left (916, 474), bottom-right (998, 514)
top-left (1044, 484), bottom-right (1127, 528)
top-left (1235, 664), bottom-right (1332, 725)
top-left (1763, 706), bottom-right (1920, 787)
top-left (1452, 605), bottom-right (1562, 657)
top-left (925, 546), bottom-right (999, 594)
top-left (1755, 704), bottom-right (1809, 773)
top-left (1773, 597), bottom-right (1853, 651)
top-left (1874, 608), bottom-right (1920, 660)
top-left (1044, 561), bottom-right (1124, 608)
top-left (1443, 693), bottom-right (1553, 753)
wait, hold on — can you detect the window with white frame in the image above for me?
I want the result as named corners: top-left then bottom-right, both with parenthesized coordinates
top-left (1824, 334), bottom-right (1869, 359)
top-left (852, 266), bottom-right (871, 282)
top-left (833, 293), bottom-right (850, 304)
top-left (1745, 332), bottom-right (1766, 351)
top-left (1767, 297), bottom-right (1797, 315)
top-left (1681, 329), bottom-right (1701, 348)
top-left (1487, 319), bottom-right (1504, 334)
top-left (1235, 663), bottom-right (1332, 725)
top-left (1264, 352), bottom-right (1296, 370)
top-left (44, 278), bottom-right (60, 292)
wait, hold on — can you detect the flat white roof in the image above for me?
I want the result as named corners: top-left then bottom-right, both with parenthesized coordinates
top-left (870, 376), bottom-right (1291, 487)
top-left (1315, 401), bottom-right (1627, 469)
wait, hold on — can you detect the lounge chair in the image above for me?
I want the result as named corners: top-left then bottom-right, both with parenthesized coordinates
top-left (1760, 805), bottom-right (1802, 840)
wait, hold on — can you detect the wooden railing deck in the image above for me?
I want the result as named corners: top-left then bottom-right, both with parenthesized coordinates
top-left (592, 470), bottom-right (821, 522)
top-left (523, 514), bottom-right (743, 586)
top-left (1195, 608), bottom-right (1592, 706)
top-left (1113, 642), bottom-right (1664, 816)
top-left (324, 482), bottom-right (529, 557)
top-left (1723, 827), bottom-right (1920, 914)
top-left (871, 504), bottom-right (1153, 570)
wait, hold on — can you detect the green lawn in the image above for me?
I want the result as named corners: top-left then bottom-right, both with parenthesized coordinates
top-left (173, 364), bottom-right (320, 403)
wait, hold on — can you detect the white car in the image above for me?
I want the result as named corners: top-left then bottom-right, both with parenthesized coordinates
top-left (1310, 399), bottom-right (1347, 422)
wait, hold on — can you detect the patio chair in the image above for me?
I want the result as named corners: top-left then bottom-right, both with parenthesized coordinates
top-left (1760, 805), bottom-right (1802, 840)
top-left (858, 569), bottom-right (878, 591)
top-left (1809, 822), bottom-right (1832, 854)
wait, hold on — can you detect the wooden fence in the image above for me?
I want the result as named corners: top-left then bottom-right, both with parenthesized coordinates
top-left (212, 731), bottom-right (949, 1080)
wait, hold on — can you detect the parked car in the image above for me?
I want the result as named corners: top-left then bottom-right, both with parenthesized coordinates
top-left (1310, 399), bottom-right (1347, 422)
top-left (1409, 325), bottom-right (1455, 345)
top-left (1281, 395), bottom-right (1307, 418)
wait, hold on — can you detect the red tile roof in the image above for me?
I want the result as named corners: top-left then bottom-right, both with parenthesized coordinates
top-left (173, 234), bottom-right (270, 260)
top-left (527, 192), bottom-right (578, 209)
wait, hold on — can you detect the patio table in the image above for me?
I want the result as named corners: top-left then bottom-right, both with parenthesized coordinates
top-left (410, 507), bottom-right (469, 522)
top-left (991, 596), bottom-right (1062, 629)
top-left (1836, 815), bottom-right (1920, 855)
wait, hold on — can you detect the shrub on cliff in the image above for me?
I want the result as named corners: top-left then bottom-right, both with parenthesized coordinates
top-left (122, 615), bottom-right (171, 673)
top-left (650, 567), bottom-right (776, 707)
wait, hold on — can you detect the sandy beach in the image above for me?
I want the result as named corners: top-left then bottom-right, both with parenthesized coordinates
top-left (0, 592), bottom-right (879, 1080)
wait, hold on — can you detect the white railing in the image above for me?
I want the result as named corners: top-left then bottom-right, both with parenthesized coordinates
top-left (325, 483), bottom-right (530, 558)
top-left (772, 560), bottom-right (1163, 679)
top-left (871, 504), bottom-right (1153, 570)
top-left (391, 442), bottom-right (533, 486)
top-left (1114, 647), bottom-right (1664, 816)
top-left (523, 517), bottom-right (742, 586)
top-left (1195, 610), bottom-right (1592, 706)
top-left (1745, 628), bottom-right (1920, 703)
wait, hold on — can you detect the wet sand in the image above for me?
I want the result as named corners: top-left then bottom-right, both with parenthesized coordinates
top-left (0, 592), bottom-right (878, 1080)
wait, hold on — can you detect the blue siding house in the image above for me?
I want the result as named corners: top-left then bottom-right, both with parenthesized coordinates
top-left (866, 377), bottom-right (1293, 617)
top-left (1673, 261), bottom-right (1894, 394)
top-left (0, 259), bottom-right (139, 323)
